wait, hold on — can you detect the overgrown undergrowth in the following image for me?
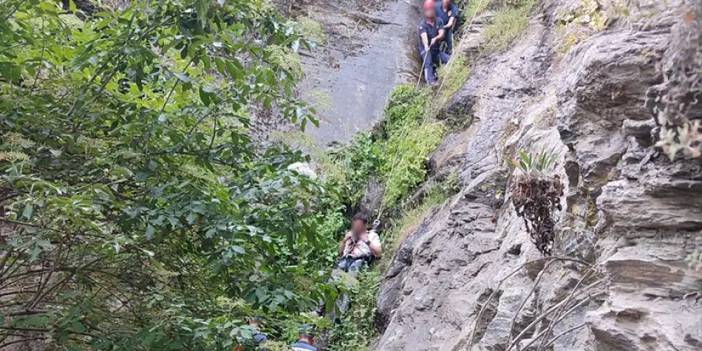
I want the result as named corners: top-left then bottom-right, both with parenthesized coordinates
top-left (483, 0), bottom-right (537, 52)
top-left (324, 180), bottom-right (455, 350)
top-left (316, 83), bottom-right (454, 349)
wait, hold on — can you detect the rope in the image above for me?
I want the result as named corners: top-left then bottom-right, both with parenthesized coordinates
top-left (435, 0), bottom-right (488, 95)
top-left (373, 0), bottom-right (489, 222)
top-left (416, 49), bottom-right (430, 89)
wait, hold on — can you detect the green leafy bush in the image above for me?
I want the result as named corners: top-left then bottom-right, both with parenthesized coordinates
top-left (384, 85), bottom-right (430, 132)
top-left (332, 133), bottom-right (384, 206)
top-left (326, 270), bottom-right (381, 351)
top-left (268, 45), bottom-right (304, 79)
top-left (381, 122), bottom-right (446, 206)
top-left (310, 85), bottom-right (443, 210)
top-left (0, 0), bottom-right (337, 349)
top-left (379, 85), bottom-right (445, 207)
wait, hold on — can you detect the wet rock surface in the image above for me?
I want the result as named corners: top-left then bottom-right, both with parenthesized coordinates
top-left (249, 0), bottom-right (419, 147)
top-left (295, 0), bottom-right (419, 146)
top-left (375, 0), bottom-right (702, 350)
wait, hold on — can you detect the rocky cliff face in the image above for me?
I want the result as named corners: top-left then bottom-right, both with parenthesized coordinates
top-left (375, 1), bottom-right (702, 350)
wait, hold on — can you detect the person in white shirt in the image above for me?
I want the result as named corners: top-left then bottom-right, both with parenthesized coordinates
top-left (337, 213), bottom-right (382, 272)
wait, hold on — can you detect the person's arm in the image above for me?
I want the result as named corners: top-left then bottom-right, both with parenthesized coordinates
top-left (338, 232), bottom-right (351, 256)
top-left (431, 28), bottom-right (445, 47)
top-left (446, 6), bottom-right (458, 29)
top-left (446, 16), bottom-right (456, 30)
top-left (421, 31), bottom-right (430, 51)
top-left (431, 18), bottom-right (446, 46)
top-left (368, 232), bottom-right (382, 258)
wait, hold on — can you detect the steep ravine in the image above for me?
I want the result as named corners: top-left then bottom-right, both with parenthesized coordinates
top-left (251, 0), bottom-right (419, 147)
top-left (291, 0), bottom-right (419, 146)
top-left (374, 1), bottom-right (702, 351)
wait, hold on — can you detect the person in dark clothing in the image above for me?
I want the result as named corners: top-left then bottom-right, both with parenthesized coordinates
top-left (435, 0), bottom-right (460, 55)
top-left (418, 0), bottom-right (449, 85)
top-left (234, 318), bottom-right (269, 351)
top-left (249, 318), bottom-right (268, 349)
top-left (290, 325), bottom-right (318, 351)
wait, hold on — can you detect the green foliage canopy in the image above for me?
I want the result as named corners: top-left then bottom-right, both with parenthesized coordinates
top-left (0, 0), bottom-right (338, 349)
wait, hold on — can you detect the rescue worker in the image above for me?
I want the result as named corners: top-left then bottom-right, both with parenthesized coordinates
top-left (436, 0), bottom-right (460, 55)
top-left (290, 325), bottom-right (318, 351)
top-left (417, 0), bottom-right (449, 85)
top-left (337, 213), bottom-right (382, 273)
top-left (234, 317), bottom-right (268, 351)
top-left (249, 317), bottom-right (268, 349)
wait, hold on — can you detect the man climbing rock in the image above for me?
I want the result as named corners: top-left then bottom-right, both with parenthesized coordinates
top-left (417, 0), bottom-right (449, 85)
top-left (337, 213), bottom-right (382, 272)
top-left (435, 0), bottom-right (460, 55)
top-left (290, 325), bottom-right (318, 351)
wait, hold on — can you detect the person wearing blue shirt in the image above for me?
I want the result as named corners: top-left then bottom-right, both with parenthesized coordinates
top-left (234, 318), bottom-right (269, 351)
top-left (435, 0), bottom-right (460, 55)
top-left (418, 0), bottom-right (449, 85)
top-left (290, 325), bottom-right (318, 351)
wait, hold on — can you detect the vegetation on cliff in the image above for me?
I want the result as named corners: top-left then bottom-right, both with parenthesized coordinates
top-left (0, 0), bottom-right (344, 349)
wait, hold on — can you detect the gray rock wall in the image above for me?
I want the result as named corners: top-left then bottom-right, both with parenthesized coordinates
top-left (375, 1), bottom-right (702, 350)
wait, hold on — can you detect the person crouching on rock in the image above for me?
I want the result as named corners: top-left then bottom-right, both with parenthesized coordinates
top-left (418, 0), bottom-right (449, 85)
top-left (337, 213), bottom-right (382, 273)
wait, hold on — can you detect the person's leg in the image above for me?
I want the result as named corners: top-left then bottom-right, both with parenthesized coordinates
top-left (335, 292), bottom-right (351, 318)
top-left (347, 258), bottom-right (367, 273)
top-left (435, 50), bottom-right (450, 65)
top-left (445, 30), bottom-right (453, 56)
top-left (336, 257), bottom-right (351, 272)
top-left (334, 258), bottom-right (366, 318)
top-left (419, 47), bottom-right (437, 84)
top-left (439, 52), bottom-right (451, 65)
top-left (427, 50), bottom-right (449, 83)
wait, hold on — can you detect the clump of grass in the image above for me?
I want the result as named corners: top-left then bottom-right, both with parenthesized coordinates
top-left (556, 28), bottom-right (582, 55)
top-left (384, 85), bottom-right (430, 130)
top-left (435, 55), bottom-right (471, 109)
top-left (509, 149), bottom-right (564, 256)
top-left (268, 45), bottom-right (304, 79)
top-left (377, 85), bottom-right (446, 207)
top-left (687, 250), bottom-right (702, 271)
top-left (553, 0), bottom-right (615, 55)
top-left (304, 88), bottom-right (333, 114)
top-left (463, 0), bottom-right (494, 19)
top-left (294, 17), bottom-right (327, 45)
top-left (482, 0), bottom-right (536, 52)
top-left (379, 87), bottom-right (444, 204)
